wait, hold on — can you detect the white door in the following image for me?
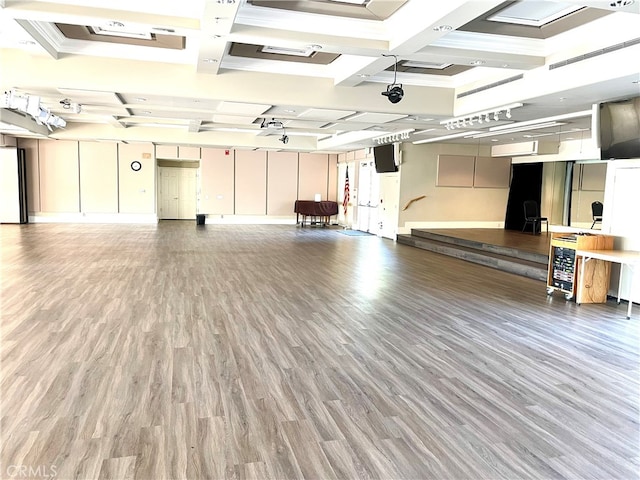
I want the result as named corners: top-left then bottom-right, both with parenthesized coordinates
top-left (159, 167), bottom-right (196, 219)
top-left (378, 173), bottom-right (400, 240)
top-left (356, 160), bottom-right (380, 233)
top-left (177, 168), bottom-right (197, 219)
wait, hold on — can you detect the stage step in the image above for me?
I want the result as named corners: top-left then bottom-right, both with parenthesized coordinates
top-left (397, 232), bottom-right (548, 282)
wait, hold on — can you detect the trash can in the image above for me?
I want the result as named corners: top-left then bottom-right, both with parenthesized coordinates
top-left (196, 214), bottom-right (205, 225)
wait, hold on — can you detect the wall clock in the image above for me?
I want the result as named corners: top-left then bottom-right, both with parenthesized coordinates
top-left (130, 161), bottom-right (142, 171)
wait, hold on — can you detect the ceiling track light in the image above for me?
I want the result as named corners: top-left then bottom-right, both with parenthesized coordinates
top-left (439, 102), bottom-right (524, 130)
top-left (381, 54), bottom-right (404, 104)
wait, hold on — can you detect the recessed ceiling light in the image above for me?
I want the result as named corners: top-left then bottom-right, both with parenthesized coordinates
top-left (470, 60), bottom-right (485, 65)
top-left (491, 139), bottom-right (499, 142)
top-left (433, 25), bottom-right (453, 32)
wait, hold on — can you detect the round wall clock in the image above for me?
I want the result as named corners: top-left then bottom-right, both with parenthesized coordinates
top-left (130, 161), bottom-right (142, 171)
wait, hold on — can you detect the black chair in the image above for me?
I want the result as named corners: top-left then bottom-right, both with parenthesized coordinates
top-left (522, 200), bottom-right (548, 234)
top-left (591, 201), bottom-right (603, 229)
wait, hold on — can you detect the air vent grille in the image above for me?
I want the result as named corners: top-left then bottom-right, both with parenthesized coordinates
top-left (457, 74), bottom-right (524, 98)
top-left (549, 37), bottom-right (640, 70)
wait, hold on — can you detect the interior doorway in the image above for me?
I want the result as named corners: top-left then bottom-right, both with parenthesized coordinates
top-left (378, 172), bottom-right (400, 240)
top-left (158, 166), bottom-right (197, 219)
top-left (356, 159), bottom-right (380, 233)
top-left (505, 163), bottom-right (543, 231)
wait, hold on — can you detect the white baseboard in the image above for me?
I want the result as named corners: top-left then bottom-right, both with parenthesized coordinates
top-left (204, 215), bottom-right (297, 225)
top-left (30, 213), bottom-right (158, 224)
top-left (398, 221), bottom-right (505, 234)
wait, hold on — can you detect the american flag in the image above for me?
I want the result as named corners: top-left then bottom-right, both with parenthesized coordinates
top-left (343, 167), bottom-right (350, 216)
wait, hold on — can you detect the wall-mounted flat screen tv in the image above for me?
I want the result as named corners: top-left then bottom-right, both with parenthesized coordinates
top-left (374, 143), bottom-right (398, 173)
top-left (597, 96), bottom-right (640, 160)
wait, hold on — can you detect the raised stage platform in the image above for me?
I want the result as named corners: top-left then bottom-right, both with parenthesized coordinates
top-left (397, 228), bottom-right (551, 281)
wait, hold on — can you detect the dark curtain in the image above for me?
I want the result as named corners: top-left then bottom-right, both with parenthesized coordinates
top-left (504, 162), bottom-right (543, 230)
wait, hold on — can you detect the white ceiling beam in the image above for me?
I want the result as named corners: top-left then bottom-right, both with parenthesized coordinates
top-left (14, 19), bottom-right (59, 58)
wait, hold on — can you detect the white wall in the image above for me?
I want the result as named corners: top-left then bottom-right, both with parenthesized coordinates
top-left (0, 148), bottom-right (21, 223)
top-left (602, 158), bottom-right (640, 303)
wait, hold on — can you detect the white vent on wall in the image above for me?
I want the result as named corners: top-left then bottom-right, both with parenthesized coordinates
top-left (491, 141), bottom-right (538, 157)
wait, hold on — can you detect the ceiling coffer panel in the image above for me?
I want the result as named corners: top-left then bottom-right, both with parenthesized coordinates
top-left (56, 24), bottom-right (185, 49)
top-left (391, 61), bottom-right (472, 76)
top-left (228, 43), bottom-right (339, 64)
top-left (248, 0), bottom-right (408, 20)
top-left (458, 2), bottom-right (610, 39)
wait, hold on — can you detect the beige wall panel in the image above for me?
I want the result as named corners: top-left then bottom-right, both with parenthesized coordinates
top-left (436, 155), bottom-right (475, 187)
top-left (399, 143), bottom-right (508, 225)
top-left (156, 145), bottom-right (178, 159)
top-left (298, 153), bottom-right (329, 201)
top-left (267, 151), bottom-right (298, 215)
top-left (235, 150), bottom-right (267, 215)
top-left (38, 140), bottom-right (80, 213)
top-left (581, 162), bottom-right (607, 191)
top-left (200, 148), bottom-right (234, 214)
top-left (327, 154), bottom-right (338, 202)
top-left (178, 146), bottom-right (201, 159)
top-left (79, 142), bottom-right (118, 213)
top-left (473, 156), bottom-right (511, 188)
top-left (118, 143), bottom-right (155, 214)
top-left (18, 138), bottom-right (40, 212)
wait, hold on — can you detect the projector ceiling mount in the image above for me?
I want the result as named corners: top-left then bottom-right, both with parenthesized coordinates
top-left (260, 117), bottom-right (288, 144)
top-left (381, 54), bottom-right (404, 104)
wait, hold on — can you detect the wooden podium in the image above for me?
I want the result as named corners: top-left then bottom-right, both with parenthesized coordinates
top-left (547, 232), bottom-right (614, 302)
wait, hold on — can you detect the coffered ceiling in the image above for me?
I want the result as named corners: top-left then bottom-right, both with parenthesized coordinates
top-left (0, 0), bottom-right (638, 152)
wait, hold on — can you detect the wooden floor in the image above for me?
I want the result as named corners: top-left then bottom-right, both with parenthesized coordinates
top-left (1, 222), bottom-right (638, 480)
top-left (416, 228), bottom-right (552, 256)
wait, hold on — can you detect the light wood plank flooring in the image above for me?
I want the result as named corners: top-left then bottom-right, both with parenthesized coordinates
top-left (1, 222), bottom-right (638, 480)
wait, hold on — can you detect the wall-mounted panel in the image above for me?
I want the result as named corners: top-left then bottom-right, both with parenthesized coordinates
top-left (118, 143), bottom-right (155, 214)
top-left (178, 146), bottom-right (201, 160)
top-left (474, 156), bottom-right (511, 188)
top-left (38, 140), bottom-right (80, 212)
top-left (235, 150), bottom-right (267, 215)
top-left (327, 154), bottom-right (338, 202)
top-left (581, 163), bottom-right (607, 191)
top-left (267, 151), bottom-right (298, 215)
top-left (18, 138), bottom-right (40, 212)
top-left (79, 142), bottom-right (118, 213)
top-left (156, 145), bottom-right (178, 159)
top-left (436, 155), bottom-right (474, 187)
top-left (299, 153), bottom-right (329, 200)
top-left (200, 148), bottom-right (234, 214)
